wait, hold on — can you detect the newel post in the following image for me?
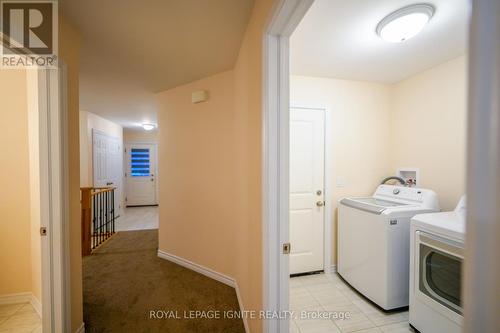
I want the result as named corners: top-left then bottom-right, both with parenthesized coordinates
top-left (81, 187), bottom-right (92, 256)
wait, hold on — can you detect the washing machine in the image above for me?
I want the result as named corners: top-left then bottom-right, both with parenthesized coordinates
top-left (409, 196), bottom-right (465, 333)
top-left (338, 185), bottom-right (440, 310)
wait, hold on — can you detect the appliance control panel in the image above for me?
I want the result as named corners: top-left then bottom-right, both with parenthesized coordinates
top-left (375, 185), bottom-right (424, 202)
top-left (373, 185), bottom-right (439, 210)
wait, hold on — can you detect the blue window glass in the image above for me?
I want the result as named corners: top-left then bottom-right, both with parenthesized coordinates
top-left (130, 148), bottom-right (150, 177)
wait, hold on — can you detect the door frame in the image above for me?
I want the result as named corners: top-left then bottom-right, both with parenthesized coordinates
top-left (289, 105), bottom-right (333, 274)
top-left (33, 65), bottom-right (71, 332)
top-left (124, 142), bottom-right (159, 206)
top-left (263, 1), bottom-right (499, 333)
top-left (262, 1), bottom-right (314, 332)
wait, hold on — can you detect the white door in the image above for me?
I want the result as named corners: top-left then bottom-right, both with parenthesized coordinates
top-left (125, 143), bottom-right (157, 206)
top-left (289, 108), bottom-right (325, 274)
top-left (93, 130), bottom-right (122, 215)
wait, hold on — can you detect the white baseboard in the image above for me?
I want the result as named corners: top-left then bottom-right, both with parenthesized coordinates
top-left (75, 322), bottom-right (85, 333)
top-left (30, 295), bottom-right (42, 318)
top-left (157, 250), bottom-right (235, 287)
top-left (325, 265), bottom-right (337, 274)
top-left (234, 283), bottom-right (250, 333)
top-left (157, 250), bottom-right (249, 333)
top-left (0, 292), bottom-right (33, 305)
top-left (0, 293), bottom-right (42, 318)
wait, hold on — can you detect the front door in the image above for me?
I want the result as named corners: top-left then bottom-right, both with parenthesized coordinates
top-left (289, 108), bottom-right (325, 274)
top-left (125, 144), bottom-right (157, 206)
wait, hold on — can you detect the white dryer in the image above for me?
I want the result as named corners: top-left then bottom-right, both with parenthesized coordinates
top-left (338, 185), bottom-right (439, 310)
top-left (409, 196), bottom-right (465, 333)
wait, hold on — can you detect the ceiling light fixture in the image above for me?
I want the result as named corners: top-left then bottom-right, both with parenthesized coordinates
top-left (376, 4), bottom-right (435, 43)
top-left (142, 123), bottom-right (155, 131)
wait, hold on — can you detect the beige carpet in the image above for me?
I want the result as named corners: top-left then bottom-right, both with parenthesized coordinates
top-left (83, 230), bottom-right (245, 333)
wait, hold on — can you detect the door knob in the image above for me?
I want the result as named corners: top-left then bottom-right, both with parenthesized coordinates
top-left (316, 201), bottom-right (325, 207)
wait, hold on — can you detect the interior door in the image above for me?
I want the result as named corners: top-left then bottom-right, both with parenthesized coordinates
top-left (125, 144), bottom-right (157, 206)
top-left (93, 130), bottom-right (122, 215)
top-left (289, 108), bottom-right (325, 274)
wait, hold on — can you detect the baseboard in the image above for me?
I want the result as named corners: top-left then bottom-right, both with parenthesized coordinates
top-left (0, 292), bottom-right (32, 305)
top-left (234, 283), bottom-right (250, 333)
top-left (325, 265), bottom-right (337, 274)
top-left (30, 295), bottom-right (42, 318)
top-left (75, 322), bottom-right (85, 333)
top-left (157, 250), bottom-right (249, 333)
top-left (157, 250), bottom-right (235, 287)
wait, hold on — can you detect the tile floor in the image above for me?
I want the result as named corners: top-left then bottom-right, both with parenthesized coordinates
top-left (290, 273), bottom-right (414, 333)
top-left (115, 206), bottom-right (159, 231)
top-left (0, 303), bottom-right (41, 333)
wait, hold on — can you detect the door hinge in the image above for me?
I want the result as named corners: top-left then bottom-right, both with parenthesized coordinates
top-left (125, 197), bottom-right (127, 202)
top-left (282, 242), bottom-right (291, 254)
top-left (40, 227), bottom-right (47, 236)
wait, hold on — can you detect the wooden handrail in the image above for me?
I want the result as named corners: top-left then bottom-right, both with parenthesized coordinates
top-left (90, 187), bottom-right (116, 196)
top-left (80, 186), bottom-right (117, 256)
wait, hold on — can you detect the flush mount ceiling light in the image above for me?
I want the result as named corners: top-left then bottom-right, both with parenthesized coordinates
top-left (376, 4), bottom-right (435, 43)
top-left (142, 123), bottom-right (155, 131)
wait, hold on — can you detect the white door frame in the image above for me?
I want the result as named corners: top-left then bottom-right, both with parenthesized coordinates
top-left (463, 0), bottom-right (500, 331)
top-left (263, 1), bottom-right (499, 333)
top-left (35, 65), bottom-right (71, 332)
top-left (290, 105), bottom-right (333, 274)
top-left (262, 1), bottom-right (314, 332)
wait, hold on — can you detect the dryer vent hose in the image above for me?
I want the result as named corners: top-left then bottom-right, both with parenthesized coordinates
top-left (380, 176), bottom-right (406, 186)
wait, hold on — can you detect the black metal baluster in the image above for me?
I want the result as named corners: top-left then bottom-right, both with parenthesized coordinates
top-left (92, 194), bottom-right (96, 249)
top-left (104, 191), bottom-right (109, 240)
top-left (100, 191), bottom-right (103, 246)
top-left (102, 191), bottom-right (105, 245)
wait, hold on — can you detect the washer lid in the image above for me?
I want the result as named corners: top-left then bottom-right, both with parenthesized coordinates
top-left (340, 197), bottom-right (409, 214)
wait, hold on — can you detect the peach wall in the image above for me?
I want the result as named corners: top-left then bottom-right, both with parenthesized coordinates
top-left (290, 76), bottom-right (392, 266)
top-left (390, 56), bottom-right (467, 210)
top-left (156, 1), bottom-right (274, 332)
top-left (123, 128), bottom-right (158, 143)
top-left (289, 56), bottom-right (466, 265)
top-left (59, 15), bottom-right (84, 332)
top-left (232, 0), bottom-right (274, 332)
top-left (0, 70), bottom-right (32, 296)
top-left (157, 70), bottom-right (236, 278)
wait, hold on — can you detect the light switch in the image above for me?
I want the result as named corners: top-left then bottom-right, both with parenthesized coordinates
top-left (336, 177), bottom-right (347, 187)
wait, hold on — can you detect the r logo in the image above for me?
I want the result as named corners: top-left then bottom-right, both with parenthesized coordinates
top-left (2, 1), bottom-right (53, 54)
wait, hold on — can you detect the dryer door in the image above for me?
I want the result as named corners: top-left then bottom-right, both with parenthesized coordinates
top-left (415, 231), bottom-right (464, 324)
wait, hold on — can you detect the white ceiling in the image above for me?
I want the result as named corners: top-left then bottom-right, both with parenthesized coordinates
top-left (290, 0), bottom-right (470, 83)
top-left (60, 0), bottom-right (254, 128)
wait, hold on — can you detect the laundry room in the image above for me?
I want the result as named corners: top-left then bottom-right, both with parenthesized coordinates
top-left (288, 1), bottom-right (468, 332)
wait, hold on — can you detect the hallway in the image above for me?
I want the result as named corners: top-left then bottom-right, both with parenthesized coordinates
top-left (83, 230), bottom-right (244, 333)
top-left (115, 206), bottom-right (159, 232)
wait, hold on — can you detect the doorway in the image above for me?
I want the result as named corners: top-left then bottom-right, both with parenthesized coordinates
top-left (261, 1), bottom-right (490, 333)
top-left (125, 143), bottom-right (158, 206)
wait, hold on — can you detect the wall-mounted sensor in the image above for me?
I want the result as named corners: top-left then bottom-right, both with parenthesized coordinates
top-left (192, 90), bottom-right (208, 104)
